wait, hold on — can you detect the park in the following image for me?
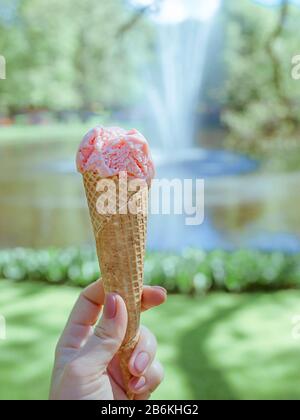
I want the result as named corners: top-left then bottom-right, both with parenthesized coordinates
top-left (1, 0), bottom-right (300, 401)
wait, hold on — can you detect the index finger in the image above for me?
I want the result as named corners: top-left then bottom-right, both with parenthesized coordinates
top-left (141, 286), bottom-right (167, 311)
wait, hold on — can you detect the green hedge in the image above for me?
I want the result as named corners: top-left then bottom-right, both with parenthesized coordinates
top-left (0, 247), bottom-right (300, 294)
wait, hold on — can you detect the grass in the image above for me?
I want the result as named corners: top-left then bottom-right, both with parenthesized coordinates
top-left (0, 124), bottom-right (91, 145)
top-left (1, 280), bottom-right (300, 400)
top-left (0, 118), bottom-right (141, 146)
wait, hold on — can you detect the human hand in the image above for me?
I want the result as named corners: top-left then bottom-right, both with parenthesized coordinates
top-left (50, 280), bottom-right (166, 400)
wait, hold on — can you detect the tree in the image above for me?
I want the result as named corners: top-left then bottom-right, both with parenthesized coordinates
top-left (0, 0), bottom-right (152, 115)
top-left (222, 0), bottom-right (300, 155)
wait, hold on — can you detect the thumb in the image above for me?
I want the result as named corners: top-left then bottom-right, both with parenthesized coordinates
top-left (76, 293), bottom-right (128, 374)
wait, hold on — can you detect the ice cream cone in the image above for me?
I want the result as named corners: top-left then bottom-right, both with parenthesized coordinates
top-left (82, 171), bottom-right (148, 400)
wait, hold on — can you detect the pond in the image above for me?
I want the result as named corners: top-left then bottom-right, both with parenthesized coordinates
top-left (1, 139), bottom-right (300, 252)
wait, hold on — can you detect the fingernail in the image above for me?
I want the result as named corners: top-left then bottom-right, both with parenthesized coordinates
top-left (134, 352), bottom-right (150, 374)
top-left (104, 293), bottom-right (117, 319)
top-left (133, 376), bottom-right (146, 391)
top-left (153, 286), bottom-right (167, 294)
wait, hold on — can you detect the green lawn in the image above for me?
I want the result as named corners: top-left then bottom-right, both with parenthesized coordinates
top-left (0, 120), bottom-right (142, 146)
top-left (1, 280), bottom-right (300, 400)
top-left (0, 124), bottom-right (91, 145)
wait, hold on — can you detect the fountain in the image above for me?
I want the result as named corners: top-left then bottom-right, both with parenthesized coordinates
top-left (130, 0), bottom-right (260, 251)
top-left (138, 0), bottom-right (221, 151)
top-left (130, 0), bottom-right (259, 174)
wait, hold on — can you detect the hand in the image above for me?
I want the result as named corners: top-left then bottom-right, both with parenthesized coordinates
top-left (50, 280), bottom-right (167, 400)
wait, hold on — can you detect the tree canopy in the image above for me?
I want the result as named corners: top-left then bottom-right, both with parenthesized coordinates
top-left (222, 0), bottom-right (300, 153)
top-left (0, 0), bottom-right (151, 115)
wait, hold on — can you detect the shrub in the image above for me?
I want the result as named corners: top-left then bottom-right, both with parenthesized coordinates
top-left (0, 247), bottom-right (299, 294)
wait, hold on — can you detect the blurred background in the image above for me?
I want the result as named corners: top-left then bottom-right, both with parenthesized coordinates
top-left (1, 0), bottom-right (300, 400)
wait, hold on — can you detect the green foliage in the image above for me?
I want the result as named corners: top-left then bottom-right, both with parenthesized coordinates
top-left (0, 0), bottom-right (151, 114)
top-left (0, 246), bottom-right (299, 293)
top-left (222, 0), bottom-right (300, 156)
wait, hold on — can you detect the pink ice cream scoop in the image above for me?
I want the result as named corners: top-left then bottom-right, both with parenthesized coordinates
top-left (76, 126), bottom-right (155, 182)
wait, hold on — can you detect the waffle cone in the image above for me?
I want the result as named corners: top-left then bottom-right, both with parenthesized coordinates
top-left (83, 171), bottom-right (148, 399)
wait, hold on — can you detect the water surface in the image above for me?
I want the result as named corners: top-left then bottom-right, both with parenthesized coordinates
top-left (0, 140), bottom-right (300, 252)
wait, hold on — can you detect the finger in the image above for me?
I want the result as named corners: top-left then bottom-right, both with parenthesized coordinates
top-left (68, 279), bottom-right (105, 325)
top-left (107, 325), bottom-right (158, 388)
top-left (57, 280), bottom-right (105, 350)
top-left (109, 374), bottom-right (128, 401)
top-left (57, 283), bottom-right (166, 352)
top-left (141, 286), bottom-right (167, 312)
top-left (74, 293), bottom-right (128, 375)
top-left (107, 353), bottom-right (125, 391)
top-left (134, 392), bottom-right (151, 400)
top-left (128, 326), bottom-right (157, 377)
top-left (129, 360), bottom-right (164, 396)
